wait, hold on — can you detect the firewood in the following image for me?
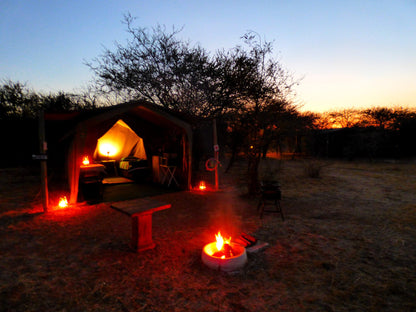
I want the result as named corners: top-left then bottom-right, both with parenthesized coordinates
top-left (223, 243), bottom-right (234, 257)
top-left (241, 232), bottom-right (257, 244)
top-left (234, 237), bottom-right (249, 247)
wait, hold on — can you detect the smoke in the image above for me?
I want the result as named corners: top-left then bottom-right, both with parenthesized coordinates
top-left (206, 191), bottom-right (244, 239)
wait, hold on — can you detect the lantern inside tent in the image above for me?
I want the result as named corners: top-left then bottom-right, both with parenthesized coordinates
top-left (98, 143), bottom-right (117, 158)
top-left (82, 156), bottom-right (90, 166)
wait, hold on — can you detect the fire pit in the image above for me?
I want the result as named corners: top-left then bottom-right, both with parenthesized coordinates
top-left (201, 232), bottom-right (247, 272)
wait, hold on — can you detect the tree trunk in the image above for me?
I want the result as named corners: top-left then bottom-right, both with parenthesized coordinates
top-left (247, 153), bottom-right (261, 196)
top-left (225, 145), bottom-right (238, 173)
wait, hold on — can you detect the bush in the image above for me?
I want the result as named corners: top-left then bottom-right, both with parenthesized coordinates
top-left (259, 158), bottom-right (282, 182)
top-left (303, 159), bottom-right (327, 178)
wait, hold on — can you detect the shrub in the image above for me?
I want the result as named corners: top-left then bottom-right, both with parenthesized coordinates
top-left (303, 159), bottom-right (328, 178)
top-left (259, 158), bottom-right (282, 182)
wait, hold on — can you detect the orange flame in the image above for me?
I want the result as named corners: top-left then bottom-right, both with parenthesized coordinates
top-left (199, 181), bottom-right (206, 191)
top-left (58, 196), bottom-right (68, 209)
top-left (82, 156), bottom-right (90, 166)
top-left (215, 231), bottom-right (231, 253)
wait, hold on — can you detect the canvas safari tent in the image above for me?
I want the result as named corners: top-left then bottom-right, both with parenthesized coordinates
top-left (54, 100), bottom-right (193, 204)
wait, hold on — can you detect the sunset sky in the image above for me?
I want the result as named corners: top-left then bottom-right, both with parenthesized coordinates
top-left (1, 0), bottom-right (415, 112)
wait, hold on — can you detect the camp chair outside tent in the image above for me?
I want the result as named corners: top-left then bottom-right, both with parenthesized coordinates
top-left (257, 180), bottom-right (284, 220)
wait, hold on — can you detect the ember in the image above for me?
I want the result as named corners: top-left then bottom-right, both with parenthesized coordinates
top-left (212, 243), bottom-right (235, 258)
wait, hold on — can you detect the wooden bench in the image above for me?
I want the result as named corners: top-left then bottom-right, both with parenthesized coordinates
top-left (110, 198), bottom-right (171, 252)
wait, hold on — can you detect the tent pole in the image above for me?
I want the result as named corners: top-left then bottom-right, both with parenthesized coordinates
top-left (213, 118), bottom-right (219, 190)
top-left (38, 110), bottom-right (49, 212)
top-left (186, 131), bottom-right (193, 191)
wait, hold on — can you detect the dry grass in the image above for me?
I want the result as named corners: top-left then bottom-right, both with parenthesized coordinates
top-left (0, 158), bottom-right (415, 311)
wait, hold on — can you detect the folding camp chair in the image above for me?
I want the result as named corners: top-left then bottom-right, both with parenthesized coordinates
top-left (257, 180), bottom-right (284, 220)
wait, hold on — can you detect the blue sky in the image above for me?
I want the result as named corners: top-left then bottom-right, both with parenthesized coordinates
top-left (1, 0), bottom-right (415, 112)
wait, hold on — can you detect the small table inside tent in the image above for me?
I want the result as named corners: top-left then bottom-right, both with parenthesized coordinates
top-left (80, 164), bottom-right (106, 183)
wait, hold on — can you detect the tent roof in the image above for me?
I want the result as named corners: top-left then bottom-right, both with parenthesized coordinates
top-left (89, 101), bottom-right (190, 130)
top-left (51, 100), bottom-right (193, 143)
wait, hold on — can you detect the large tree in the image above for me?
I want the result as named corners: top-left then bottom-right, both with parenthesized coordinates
top-left (86, 14), bottom-right (226, 117)
top-left (87, 16), bottom-right (300, 194)
top-left (87, 16), bottom-right (297, 117)
top-left (221, 33), bottom-right (299, 194)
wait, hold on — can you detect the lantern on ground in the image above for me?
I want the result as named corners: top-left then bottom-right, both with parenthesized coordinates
top-left (198, 181), bottom-right (206, 191)
top-left (58, 196), bottom-right (68, 209)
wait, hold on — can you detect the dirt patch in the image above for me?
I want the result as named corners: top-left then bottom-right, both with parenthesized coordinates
top-left (0, 159), bottom-right (415, 311)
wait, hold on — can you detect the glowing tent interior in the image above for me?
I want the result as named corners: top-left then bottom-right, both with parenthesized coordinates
top-left (93, 119), bottom-right (147, 161)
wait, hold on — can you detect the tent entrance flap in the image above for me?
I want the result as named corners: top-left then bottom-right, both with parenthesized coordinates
top-left (93, 119), bottom-right (146, 161)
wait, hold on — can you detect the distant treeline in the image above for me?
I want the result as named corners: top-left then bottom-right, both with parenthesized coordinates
top-left (0, 80), bottom-right (100, 120)
top-left (313, 107), bottom-right (416, 131)
top-left (1, 79), bottom-right (416, 166)
top-left (308, 107), bottom-right (416, 159)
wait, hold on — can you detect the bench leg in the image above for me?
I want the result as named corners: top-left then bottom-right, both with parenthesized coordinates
top-left (131, 213), bottom-right (156, 252)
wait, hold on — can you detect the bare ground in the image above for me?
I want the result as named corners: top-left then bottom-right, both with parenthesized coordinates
top-left (0, 159), bottom-right (415, 311)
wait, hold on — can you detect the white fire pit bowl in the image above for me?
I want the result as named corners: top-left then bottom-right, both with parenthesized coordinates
top-left (201, 242), bottom-right (247, 272)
